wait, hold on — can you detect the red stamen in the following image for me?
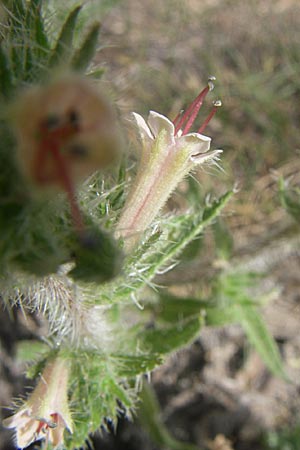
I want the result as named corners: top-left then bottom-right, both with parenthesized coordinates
top-left (35, 413), bottom-right (58, 436)
top-left (34, 120), bottom-right (85, 234)
top-left (49, 413), bottom-right (59, 427)
top-left (174, 85), bottom-right (209, 136)
top-left (36, 420), bottom-right (47, 435)
top-left (44, 137), bottom-right (85, 233)
top-left (172, 110), bottom-right (183, 128)
top-left (197, 100), bottom-right (222, 134)
top-left (34, 122), bottom-right (78, 184)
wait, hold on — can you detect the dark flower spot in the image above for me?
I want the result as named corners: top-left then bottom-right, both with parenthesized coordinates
top-left (68, 144), bottom-right (88, 158)
top-left (43, 114), bottom-right (60, 130)
top-left (68, 110), bottom-right (80, 129)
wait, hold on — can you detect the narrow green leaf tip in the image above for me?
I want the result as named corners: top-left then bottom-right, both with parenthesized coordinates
top-left (71, 22), bottom-right (101, 72)
top-left (0, 45), bottom-right (13, 96)
top-left (49, 6), bottom-right (82, 67)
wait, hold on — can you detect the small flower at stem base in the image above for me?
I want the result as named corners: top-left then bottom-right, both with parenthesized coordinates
top-left (116, 78), bottom-right (222, 250)
top-left (3, 356), bottom-right (73, 449)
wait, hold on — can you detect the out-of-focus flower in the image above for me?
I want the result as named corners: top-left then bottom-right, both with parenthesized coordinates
top-left (117, 77), bottom-right (222, 250)
top-left (13, 75), bottom-right (120, 232)
top-left (3, 356), bottom-right (72, 449)
top-left (14, 75), bottom-right (120, 189)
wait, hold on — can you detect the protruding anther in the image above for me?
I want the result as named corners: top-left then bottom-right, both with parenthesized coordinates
top-left (197, 99), bottom-right (222, 134)
top-left (208, 75), bottom-right (216, 91)
top-left (173, 109), bottom-right (184, 127)
top-left (175, 85), bottom-right (210, 135)
top-left (172, 77), bottom-right (219, 136)
top-left (213, 99), bottom-right (222, 107)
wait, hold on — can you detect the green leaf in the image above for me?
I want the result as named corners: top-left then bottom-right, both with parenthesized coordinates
top-left (233, 302), bottom-right (287, 379)
top-left (137, 190), bottom-right (234, 288)
top-left (66, 355), bottom-right (134, 449)
top-left (279, 177), bottom-right (300, 223)
top-left (98, 190), bottom-right (234, 305)
top-left (139, 383), bottom-right (200, 450)
top-left (0, 45), bottom-right (13, 96)
top-left (106, 378), bottom-right (132, 408)
top-left (86, 67), bottom-right (106, 79)
top-left (205, 305), bottom-right (235, 326)
top-left (112, 353), bottom-right (164, 377)
top-left (151, 292), bottom-right (209, 324)
top-left (49, 6), bottom-right (82, 67)
top-left (0, 189), bottom-right (71, 277)
top-left (3, 0), bottom-right (26, 26)
top-left (24, 45), bottom-right (34, 80)
top-left (10, 45), bottom-right (22, 80)
top-left (68, 227), bottom-right (123, 283)
top-left (213, 218), bottom-right (234, 260)
top-left (71, 22), bottom-right (101, 72)
top-left (11, 203), bottom-right (69, 276)
top-left (263, 424), bottom-right (300, 450)
top-left (26, 352), bottom-right (56, 379)
top-left (27, 0), bottom-right (50, 59)
top-left (140, 317), bottom-right (202, 355)
top-left (206, 273), bottom-right (287, 379)
top-left (16, 340), bottom-right (49, 362)
top-left (34, 11), bottom-right (49, 53)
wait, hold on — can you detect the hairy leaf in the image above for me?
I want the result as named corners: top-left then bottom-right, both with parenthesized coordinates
top-left (140, 317), bottom-right (202, 355)
top-left (112, 353), bottom-right (164, 377)
top-left (139, 383), bottom-right (201, 450)
top-left (97, 190), bottom-right (234, 306)
top-left (71, 22), bottom-right (101, 72)
top-left (207, 273), bottom-right (286, 379)
top-left (0, 45), bottom-right (13, 96)
top-left (49, 6), bottom-right (81, 67)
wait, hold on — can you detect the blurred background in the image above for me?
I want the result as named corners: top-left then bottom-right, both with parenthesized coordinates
top-left (1, 0), bottom-right (300, 449)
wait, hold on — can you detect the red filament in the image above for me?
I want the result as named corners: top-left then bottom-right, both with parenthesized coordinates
top-left (34, 120), bottom-right (84, 234)
top-left (197, 104), bottom-right (219, 134)
top-left (174, 85), bottom-right (210, 136)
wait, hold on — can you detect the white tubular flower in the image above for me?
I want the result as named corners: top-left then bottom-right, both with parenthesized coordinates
top-left (116, 78), bottom-right (222, 250)
top-left (3, 357), bottom-right (72, 449)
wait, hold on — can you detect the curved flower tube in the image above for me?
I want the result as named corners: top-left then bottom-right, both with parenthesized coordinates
top-left (3, 357), bottom-right (73, 449)
top-left (117, 80), bottom-right (222, 250)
